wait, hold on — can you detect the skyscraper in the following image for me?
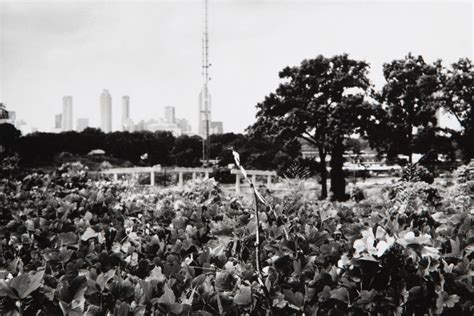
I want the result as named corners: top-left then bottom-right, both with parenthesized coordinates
top-left (100, 89), bottom-right (112, 133)
top-left (55, 114), bottom-right (62, 130)
top-left (164, 106), bottom-right (175, 124)
top-left (122, 96), bottom-right (131, 131)
top-left (62, 96), bottom-right (73, 131)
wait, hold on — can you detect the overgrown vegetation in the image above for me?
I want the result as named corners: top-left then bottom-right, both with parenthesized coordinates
top-left (0, 158), bottom-right (472, 315)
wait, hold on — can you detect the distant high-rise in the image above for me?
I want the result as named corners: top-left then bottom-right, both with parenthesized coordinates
top-left (76, 118), bottom-right (89, 132)
top-left (100, 89), bottom-right (112, 133)
top-left (62, 96), bottom-right (73, 131)
top-left (164, 106), bottom-right (175, 124)
top-left (177, 118), bottom-right (192, 133)
top-left (122, 96), bottom-right (132, 131)
top-left (55, 114), bottom-right (62, 130)
top-left (210, 121), bottom-right (223, 135)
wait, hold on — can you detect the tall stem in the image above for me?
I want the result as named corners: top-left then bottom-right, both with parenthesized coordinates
top-left (251, 183), bottom-right (261, 273)
top-left (318, 146), bottom-right (328, 199)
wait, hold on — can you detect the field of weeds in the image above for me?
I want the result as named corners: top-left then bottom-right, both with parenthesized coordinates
top-left (0, 160), bottom-right (472, 315)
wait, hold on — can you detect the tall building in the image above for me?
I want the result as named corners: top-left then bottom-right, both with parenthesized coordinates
top-left (122, 96), bottom-right (133, 131)
top-left (164, 106), bottom-right (176, 124)
top-left (62, 96), bottom-right (73, 131)
top-left (210, 121), bottom-right (223, 135)
top-left (100, 89), bottom-right (112, 133)
top-left (76, 118), bottom-right (89, 132)
top-left (55, 114), bottom-right (62, 130)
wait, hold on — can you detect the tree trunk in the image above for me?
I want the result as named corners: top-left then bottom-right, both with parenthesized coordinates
top-left (330, 141), bottom-right (347, 201)
top-left (318, 147), bottom-right (328, 199)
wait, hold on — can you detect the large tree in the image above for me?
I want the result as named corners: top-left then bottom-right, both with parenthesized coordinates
top-left (249, 54), bottom-right (374, 200)
top-left (439, 58), bottom-right (473, 161)
top-left (375, 53), bottom-right (442, 163)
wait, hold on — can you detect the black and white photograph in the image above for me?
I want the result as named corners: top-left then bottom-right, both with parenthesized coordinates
top-left (0, 0), bottom-right (473, 315)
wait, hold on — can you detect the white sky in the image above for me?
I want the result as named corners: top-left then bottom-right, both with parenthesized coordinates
top-left (0, 0), bottom-right (472, 133)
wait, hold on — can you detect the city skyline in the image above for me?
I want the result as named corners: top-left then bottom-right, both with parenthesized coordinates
top-left (1, 1), bottom-right (472, 133)
top-left (52, 90), bottom-right (203, 134)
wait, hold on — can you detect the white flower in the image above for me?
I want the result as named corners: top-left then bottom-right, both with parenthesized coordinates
top-left (353, 227), bottom-right (395, 258)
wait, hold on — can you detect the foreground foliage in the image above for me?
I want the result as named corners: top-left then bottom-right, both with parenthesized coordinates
top-left (0, 162), bottom-right (472, 315)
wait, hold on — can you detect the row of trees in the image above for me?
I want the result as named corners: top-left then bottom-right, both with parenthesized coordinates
top-left (250, 54), bottom-right (473, 200)
top-left (0, 125), bottom-right (300, 172)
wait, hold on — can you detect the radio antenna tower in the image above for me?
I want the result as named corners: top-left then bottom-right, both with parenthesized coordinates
top-left (201, 0), bottom-right (211, 164)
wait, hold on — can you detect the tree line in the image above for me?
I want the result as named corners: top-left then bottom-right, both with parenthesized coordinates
top-left (0, 125), bottom-right (300, 172)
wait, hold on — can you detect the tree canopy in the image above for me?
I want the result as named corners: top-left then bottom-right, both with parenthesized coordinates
top-left (374, 54), bottom-right (442, 163)
top-left (439, 58), bottom-right (473, 161)
top-left (250, 54), bottom-right (375, 200)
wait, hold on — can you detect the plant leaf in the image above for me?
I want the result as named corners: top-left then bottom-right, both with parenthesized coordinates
top-left (0, 280), bottom-right (18, 299)
top-left (81, 227), bottom-right (99, 241)
top-left (10, 270), bottom-right (45, 299)
top-left (233, 286), bottom-right (252, 306)
top-left (158, 283), bottom-right (175, 305)
top-left (96, 269), bottom-right (115, 292)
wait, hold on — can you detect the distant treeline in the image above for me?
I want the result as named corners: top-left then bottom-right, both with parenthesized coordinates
top-left (5, 127), bottom-right (303, 171)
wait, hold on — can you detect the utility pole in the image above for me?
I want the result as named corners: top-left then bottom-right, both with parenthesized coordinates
top-left (201, 0), bottom-right (211, 165)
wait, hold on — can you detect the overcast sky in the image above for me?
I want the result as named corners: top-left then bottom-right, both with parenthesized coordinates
top-left (0, 0), bottom-right (472, 133)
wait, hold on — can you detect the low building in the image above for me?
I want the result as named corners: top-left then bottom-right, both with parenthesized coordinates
top-left (145, 119), bottom-right (182, 136)
top-left (76, 118), bottom-right (89, 132)
top-left (210, 121), bottom-right (223, 134)
top-left (0, 103), bottom-right (15, 125)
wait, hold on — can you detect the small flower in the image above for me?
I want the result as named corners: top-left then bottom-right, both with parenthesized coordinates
top-left (353, 227), bottom-right (395, 258)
